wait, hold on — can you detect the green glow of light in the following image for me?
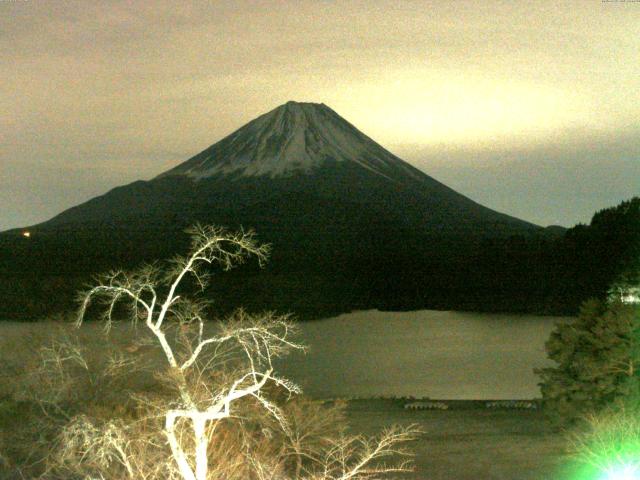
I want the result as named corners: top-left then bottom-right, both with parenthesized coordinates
top-left (561, 438), bottom-right (640, 480)
top-left (601, 464), bottom-right (640, 480)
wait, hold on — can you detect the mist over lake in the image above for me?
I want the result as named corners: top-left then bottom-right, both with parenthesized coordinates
top-left (276, 310), bottom-right (570, 400)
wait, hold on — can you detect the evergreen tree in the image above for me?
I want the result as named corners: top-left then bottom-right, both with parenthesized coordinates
top-left (536, 299), bottom-right (640, 426)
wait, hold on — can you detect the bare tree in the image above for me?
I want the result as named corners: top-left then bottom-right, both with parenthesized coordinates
top-left (72, 224), bottom-right (419, 480)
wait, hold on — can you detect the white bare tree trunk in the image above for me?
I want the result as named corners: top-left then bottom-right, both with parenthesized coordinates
top-left (76, 224), bottom-right (419, 480)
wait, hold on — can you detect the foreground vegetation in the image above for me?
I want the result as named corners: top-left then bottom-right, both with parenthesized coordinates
top-left (537, 299), bottom-right (640, 426)
top-left (0, 322), bottom-right (568, 480)
top-left (0, 225), bottom-right (418, 479)
top-left (537, 269), bottom-right (640, 476)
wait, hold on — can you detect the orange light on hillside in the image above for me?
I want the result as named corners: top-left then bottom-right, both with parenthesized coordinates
top-left (22, 231), bottom-right (31, 238)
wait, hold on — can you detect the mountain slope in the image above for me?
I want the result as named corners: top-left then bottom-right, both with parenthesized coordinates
top-left (0, 101), bottom-right (548, 319)
top-left (41, 101), bottom-right (538, 236)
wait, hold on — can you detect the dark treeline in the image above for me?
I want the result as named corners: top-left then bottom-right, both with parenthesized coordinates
top-left (0, 197), bottom-right (638, 321)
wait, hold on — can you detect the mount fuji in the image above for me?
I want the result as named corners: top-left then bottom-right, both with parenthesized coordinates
top-left (39, 101), bottom-right (538, 234)
top-left (1, 101), bottom-right (547, 319)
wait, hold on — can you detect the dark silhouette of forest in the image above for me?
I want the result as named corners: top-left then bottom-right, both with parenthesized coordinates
top-left (0, 197), bottom-right (637, 321)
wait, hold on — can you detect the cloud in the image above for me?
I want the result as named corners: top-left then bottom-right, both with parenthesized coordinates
top-left (397, 129), bottom-right (640, 227)
top-left (1, 0), bottom-right (638, 230)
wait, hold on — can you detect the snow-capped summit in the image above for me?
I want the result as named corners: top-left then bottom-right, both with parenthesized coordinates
top-left (158, 101), bottom-right (422, 182)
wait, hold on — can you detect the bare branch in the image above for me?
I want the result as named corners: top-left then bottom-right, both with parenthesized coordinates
top-left (64, 224), bottom-right (418, 480)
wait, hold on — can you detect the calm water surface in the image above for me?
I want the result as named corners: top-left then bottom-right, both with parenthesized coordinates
top-left (275, 310), bottom-right (570, 400)
top-left (0, 309), bottom-right (570, 401)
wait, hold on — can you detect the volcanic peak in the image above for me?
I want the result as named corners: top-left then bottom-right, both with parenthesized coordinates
top-left (158, 101), bottom-right (423, 182)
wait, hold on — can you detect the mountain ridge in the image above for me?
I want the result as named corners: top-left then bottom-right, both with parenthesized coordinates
top-left (0, 101), bottom-right (553, 320)
top-left (158, 101), bottom-right (451, 185)
top-left (14, 101), bottom-right (541, 236)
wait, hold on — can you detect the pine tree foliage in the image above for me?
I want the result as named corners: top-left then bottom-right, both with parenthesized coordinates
top-left (536, 299), bottom-right (640, 426)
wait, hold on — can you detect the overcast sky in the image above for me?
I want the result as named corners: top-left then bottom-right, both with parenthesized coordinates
top-left (1, 0), bottom-right (638, 231)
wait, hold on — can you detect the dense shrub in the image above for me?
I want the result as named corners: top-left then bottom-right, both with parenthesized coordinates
top-left (536, 299), bottom-right (640, 426)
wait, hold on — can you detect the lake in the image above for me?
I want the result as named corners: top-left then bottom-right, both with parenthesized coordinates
top-left (0, 309), bottom-right (570, 401)
top-left (275, 309), bottom-right (570, 400)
